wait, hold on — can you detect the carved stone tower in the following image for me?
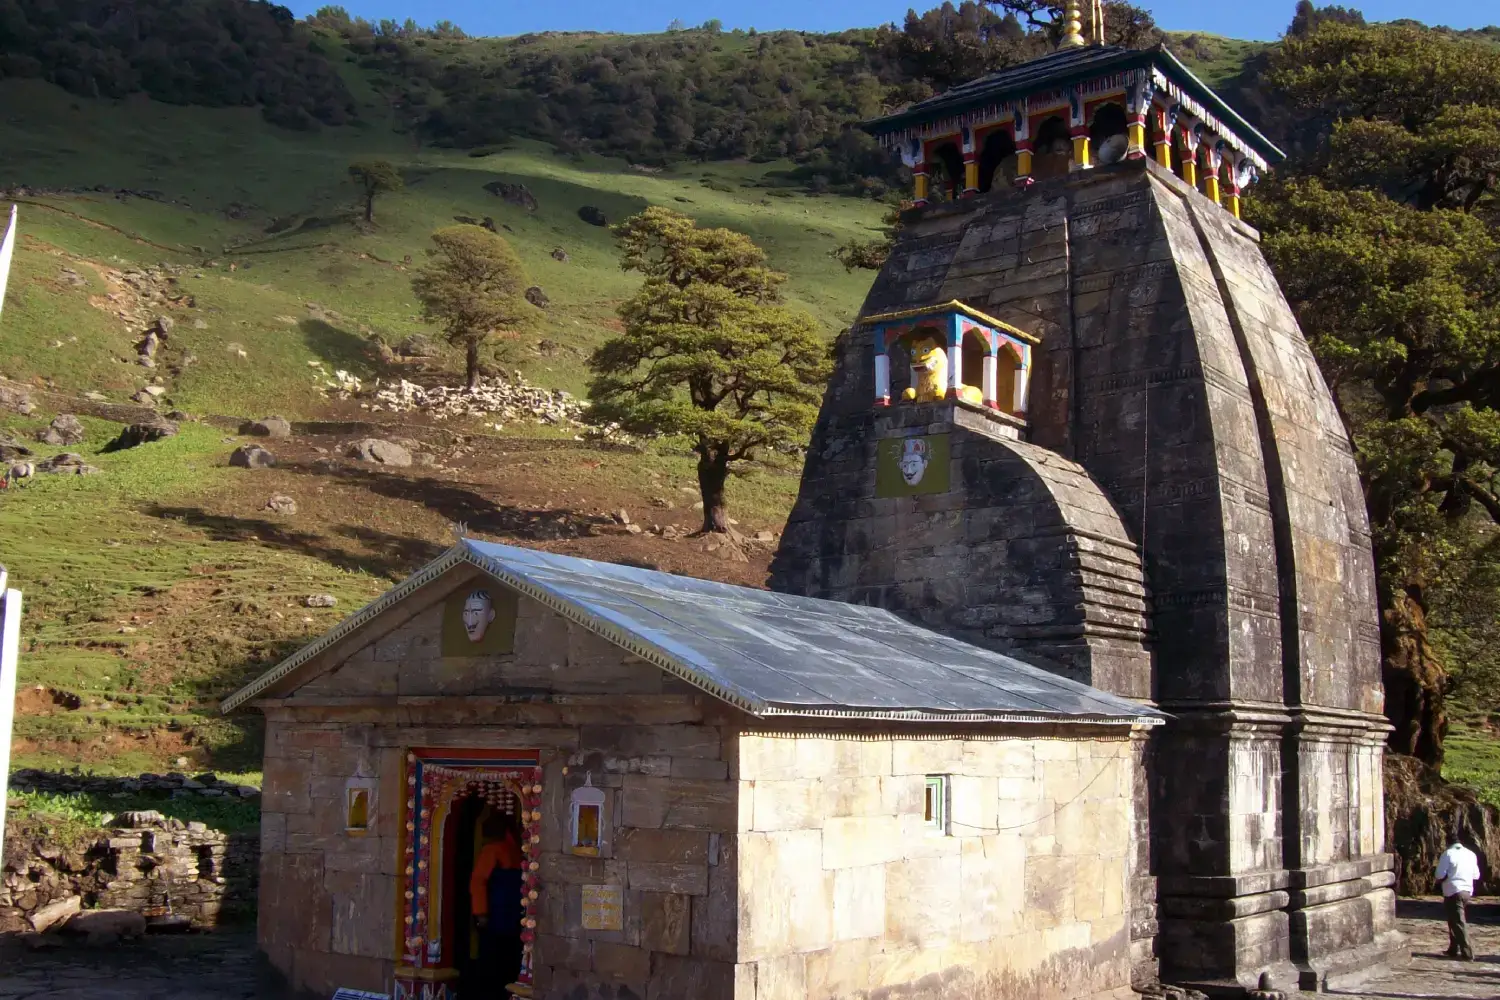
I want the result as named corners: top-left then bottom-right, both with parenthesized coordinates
top-left (769, 42), bottom-right (1407, 993)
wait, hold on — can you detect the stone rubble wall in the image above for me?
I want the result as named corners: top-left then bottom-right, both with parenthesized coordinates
top-left (1, 820), bottom-right (259, 934)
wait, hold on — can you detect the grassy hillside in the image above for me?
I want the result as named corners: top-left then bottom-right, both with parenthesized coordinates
top-left (0, 76), bottom-right (883, 784)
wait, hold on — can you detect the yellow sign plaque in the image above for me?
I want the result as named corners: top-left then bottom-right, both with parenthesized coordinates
top-left (581, 884), bottom-right (623, 932)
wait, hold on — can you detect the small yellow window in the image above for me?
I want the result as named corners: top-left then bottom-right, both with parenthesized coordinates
top-left (923, 775), bottom-right (948, 834)
top-left (346, 787), bottom-right (370, 834)
top-left (570, 774), bottom-right (606, 856)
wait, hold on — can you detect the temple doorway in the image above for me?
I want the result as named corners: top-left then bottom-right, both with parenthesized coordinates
top-left (446, 794), bottom-right (525, 999)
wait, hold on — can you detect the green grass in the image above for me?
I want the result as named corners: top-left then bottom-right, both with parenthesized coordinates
top-left (1167, 32), bottom-right (1271, 87)
top-left (8, 788), bottom-right (261, 840)
top-left (0, 79), bottom-right (883, 411)
top-left (1442, 722), bottom-right (1500, 809)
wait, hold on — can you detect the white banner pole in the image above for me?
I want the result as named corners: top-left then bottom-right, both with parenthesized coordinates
top-left (0, 567), bottom-right (21, 862)
top-left (0, 206), bottom-right (16, 324)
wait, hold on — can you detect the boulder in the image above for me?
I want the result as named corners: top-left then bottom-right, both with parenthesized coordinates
top-left (109, 809), bottom-right (166, 828)
top-left (0, 384), bottom-right (34, 415)
top-left (263, 494), bottom-right (297, 514)
top-left (107, 419), bottom-right (178, 451)
top-left (0, 434), bottom-right (32, 461)
top-left (64, 908), bottom-right (147, 942)
top-left (229, 445), bottom-right (275, 469)
top-left (550, 247), bottom-right (570, 262)
top-left (525, 285), bottom-right (549, 308)
top-left (239, 416), bottom-right (292, 439)
top-left (482, 180), bottom-right (539, 211)
top-left (304, 594), bottom-right (338, 608)
top-left (346, 438), bottom-right (412, 467)
top-left (395, 333), bottom-right (438, 358)
top-left (29, 895), bottom-right (81, 933)
top-left (577, 205), bottom-right (608, 227)
top-left (36, 414), bottom-right (85, 446)
top-left (36, 453), bottom-right (100, 476)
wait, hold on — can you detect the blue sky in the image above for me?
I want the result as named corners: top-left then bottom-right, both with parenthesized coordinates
top-left (294, 0), bottom-right (1495, 41)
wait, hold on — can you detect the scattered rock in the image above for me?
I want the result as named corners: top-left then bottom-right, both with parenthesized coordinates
top-left (135, 316), bottom-right (172, 367)
top-left (525, 285), bottom-right (549, 308)
top-left (395, 333), bottom-right (438, 358)
top-left (550, 247), bottom-right (570, 262)
top-left (83, 391), bottom-right (108, 402)
top-left (36, 414), bottom-right (86, 446)
top-left (625, 523), bottom-right (644, 535)
top-left (64, 908), bottom-right (147, 943)
top-left (358, 375), bottom-right (595, 431)
top-left (753, 530), bottom-right (776, 543)
top-left (263, 494), bottom-right (297, 514)
top-left (239, 416), bottom-right (291, 439)
top-left (577, 205), bottom-right (608, 227)
top-left (304, 594), bottom-right (338, 608)
top-left (106, 419), bottom-right (178, 451)
top-left (229, 445), bottom-right (275, 469)
top-left (0, 383), bottom-right (34, 414)
top-left (109, 810), bottom-right (166, 828)
top-left (482, 180), bottom-right (539, 211)
top-left (29, 895), bottom-right (81, 933)
top-left (0, 433), bottom-right (33, 461)
top-left (130, 386), bottom-right (167, 403)
top-left (36, 453), bottom-right (100, 476)
top-left (346, 438), bottom-right (413, 467)
top-left (615, 509), bottom-right (632, 525)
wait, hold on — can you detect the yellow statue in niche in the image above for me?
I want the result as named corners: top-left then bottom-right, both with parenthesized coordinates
top-left (903, 336), bottom-right (949, 402)
top-left (902, 335), bottom-right (983, 405)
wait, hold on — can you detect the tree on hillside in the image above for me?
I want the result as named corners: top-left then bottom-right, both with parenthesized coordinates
top-left (587, 208), bottom-right (831, 534)
top-left (1253, 22), bottom-right (1500, 766)
top-left (984, 1), bottom-right (1162, 49)
top-left (348, 160), bottom-right (404, 222)
top-left (411, 226), bottom-right (538, 390)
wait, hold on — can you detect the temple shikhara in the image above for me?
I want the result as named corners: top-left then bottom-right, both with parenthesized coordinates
top-left (230, 6), bottom-right (1404, 1000)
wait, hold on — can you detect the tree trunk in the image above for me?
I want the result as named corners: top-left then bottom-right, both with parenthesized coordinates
top-left (465, 338), bottom-right (481, 391)
top-left (697, 447), bottom-right (730, 534)
top-left (364, 192), bottom-right (375, 223)
top-left (1381, 579), bottom-right (1448, 767)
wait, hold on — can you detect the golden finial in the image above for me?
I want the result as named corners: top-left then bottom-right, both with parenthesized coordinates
top-left (1061, 0), bottom-right (1086, 48)
top-left (1091, 0), bottom-right (1106, 44)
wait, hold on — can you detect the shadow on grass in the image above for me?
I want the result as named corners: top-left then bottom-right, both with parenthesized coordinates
top-left (141, 504), bottom-right (443, 581)
top-left (284, 462), bottom-right (614, 541)
top-left (300, 318), bottom-right (383, 377)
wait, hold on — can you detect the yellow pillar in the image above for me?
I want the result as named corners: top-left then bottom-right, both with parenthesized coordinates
top-left (1015, 148), bottom-right (1033, 183)
top-left (1225, 192), bottom-right (1242, 219)
top-left (1205, 174), bottom-right (1221, 205)
top-left (1181, 153), bottom-right (1197, 189)
top-left (964, 159), bottom-right (979, 195)
top-left (1154, 138), bottom-right (1172, 170)
top-left (1128, 121), bottom-right (1147, 157)
top-left (1071, 134), bottom-right (1091, 170)
top-left (914, 172), bottom-right (929, 203)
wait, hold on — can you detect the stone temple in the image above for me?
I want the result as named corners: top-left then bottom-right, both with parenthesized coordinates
top-left (770, 26), bottom-right (1405, 997)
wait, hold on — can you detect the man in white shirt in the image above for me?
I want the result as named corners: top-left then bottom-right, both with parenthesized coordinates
top-left (1435, 836), bottom-right (1482, 960)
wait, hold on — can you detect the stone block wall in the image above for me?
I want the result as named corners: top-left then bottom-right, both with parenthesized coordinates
top-left (256, 582), bottom-right (744, 999)
top-left (733, 729), bottom-right (1138, 1000)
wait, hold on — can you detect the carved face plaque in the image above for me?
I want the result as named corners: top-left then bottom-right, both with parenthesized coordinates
top-left (462, 588), bottom-right (497, 642)
top-left (441, 582), bottom-right (517, 657)
top-left (899, 438), bottom-right (930, 486)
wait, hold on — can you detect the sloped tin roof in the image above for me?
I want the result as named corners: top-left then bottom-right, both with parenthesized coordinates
top-left (222, 539), bottom-right (1162, 726)
top-left (865, 43), bottom-right (1283, 164)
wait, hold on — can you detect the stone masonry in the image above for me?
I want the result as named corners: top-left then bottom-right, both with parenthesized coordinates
top-left (251, 569), bottom-right (1145, 1000)
top-left (769, 157), bottom-right (1402, 991)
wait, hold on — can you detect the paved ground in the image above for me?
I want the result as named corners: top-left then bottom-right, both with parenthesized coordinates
top-left (0, 900), bottom-right (1493, 999)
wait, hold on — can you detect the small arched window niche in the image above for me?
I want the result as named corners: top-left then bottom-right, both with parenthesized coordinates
top-left (865, 300), bottom-right (1038, 419)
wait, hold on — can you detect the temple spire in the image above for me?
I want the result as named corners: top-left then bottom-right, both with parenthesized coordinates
top-left (1061, 0), bottom-right (1086, 48)
top-left (1091, 0), bottom-right (1105, 44)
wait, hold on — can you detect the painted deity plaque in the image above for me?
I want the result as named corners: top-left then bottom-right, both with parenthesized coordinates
top-left (440, 584), bottom-right (518, 657)
top-left (875, 434), bottom-right (951, 498)
top-left (581, 884), bottom-right (623, 931)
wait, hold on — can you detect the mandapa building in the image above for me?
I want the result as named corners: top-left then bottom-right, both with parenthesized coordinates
top-left (770, 13), bottom-right (1404, 998)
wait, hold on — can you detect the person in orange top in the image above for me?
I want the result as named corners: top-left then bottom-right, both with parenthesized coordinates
top-left (469, 814), bottom-right (524, 996)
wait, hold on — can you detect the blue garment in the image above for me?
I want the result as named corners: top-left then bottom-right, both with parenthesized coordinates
top-left (487, 867), bottom-right (523, 931)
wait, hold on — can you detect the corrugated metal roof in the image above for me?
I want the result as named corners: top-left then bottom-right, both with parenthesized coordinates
top-left (224, 539), bottom-right (1161, 726)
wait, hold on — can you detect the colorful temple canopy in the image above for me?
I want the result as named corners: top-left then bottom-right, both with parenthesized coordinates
top-left (863, 43), bottom-right (1284, 218)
